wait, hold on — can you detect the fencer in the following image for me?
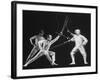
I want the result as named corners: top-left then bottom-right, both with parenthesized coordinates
top-left (43, 34), bottom-right (60, 65)
top-left (24, 33), bottom-right (61, 66)
top-left (68, 29), bottom-right (88, 65)
top-left (24, 30), bottom-right (45, 66)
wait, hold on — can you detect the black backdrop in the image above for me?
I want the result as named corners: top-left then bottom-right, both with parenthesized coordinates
top-left (23, 10), bottom-right (91, 69)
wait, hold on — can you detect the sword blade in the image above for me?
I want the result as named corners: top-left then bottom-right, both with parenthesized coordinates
top-left (61, 16), bottom-right (69, 33)
top-left (51, 41), bottom-right (69, 49)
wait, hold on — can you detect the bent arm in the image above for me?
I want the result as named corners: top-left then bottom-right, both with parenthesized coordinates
top-left (30, 36), bottom-right (36, 45)
top-left (82, 36), bottom-right (88, 45)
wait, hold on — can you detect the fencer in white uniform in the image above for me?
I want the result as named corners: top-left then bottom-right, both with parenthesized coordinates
top-left (68, 29), bottom-right (88, 65)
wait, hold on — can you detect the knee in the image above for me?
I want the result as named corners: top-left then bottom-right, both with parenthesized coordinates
top-left (80, 50), bottom-right (86, 55)
top-left (81, 52), bottom-right (86, 56)
top-left (51, 52), bottom-right (55, 56)
top-left (70, 50), bottom-right (75, 55)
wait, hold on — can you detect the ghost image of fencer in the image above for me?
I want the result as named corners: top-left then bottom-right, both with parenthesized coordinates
top-left (24, 30), bottom-right (45, 67)
top-left (67, 29), bottom-right (88, 65)
top-left (24, 32), bottom-right (62, 67)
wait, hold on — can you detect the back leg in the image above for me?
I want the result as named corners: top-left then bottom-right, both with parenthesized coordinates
top-left (79, 46), bottom-right (88, 64)
top-left (26, 46), bottom-right (39, 63)
top-left (24, 50), bottom-right (43, 67)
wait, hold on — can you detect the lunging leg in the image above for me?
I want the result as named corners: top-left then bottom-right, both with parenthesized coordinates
top-left (49, 51), bottom-right (58, 65)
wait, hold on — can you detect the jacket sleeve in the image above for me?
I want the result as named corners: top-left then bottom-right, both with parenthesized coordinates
top-left (50, 36), bottom-right (60, 45)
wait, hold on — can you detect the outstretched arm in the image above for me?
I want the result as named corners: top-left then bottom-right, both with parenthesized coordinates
top-left (50, 35), bottom-right (60, 45)
top-left (67, 30), bottom-right (74, 36)
top-left (66, 37), bottom-right (74, 43)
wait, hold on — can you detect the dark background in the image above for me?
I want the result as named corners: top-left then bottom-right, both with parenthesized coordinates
top-left (23, 10), bottom-right (91, 69)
